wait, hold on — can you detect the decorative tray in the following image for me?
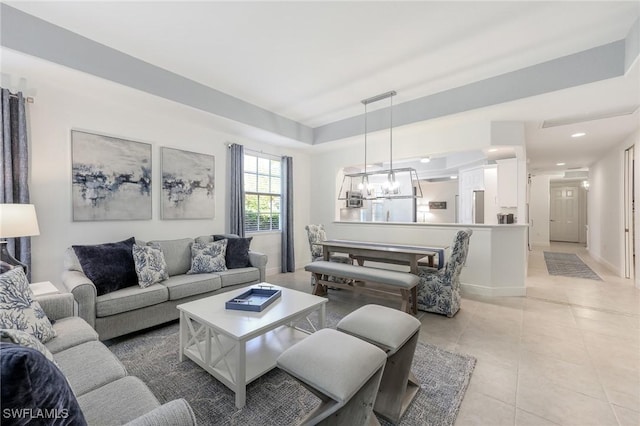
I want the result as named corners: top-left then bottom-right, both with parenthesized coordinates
top-left (225, 285), bottom-right (282, 312)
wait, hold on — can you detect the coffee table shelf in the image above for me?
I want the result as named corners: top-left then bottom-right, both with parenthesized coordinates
top-left (177, 284), bottom-right (326, 409)
top-left (184, 325), bottom-right (309, 387)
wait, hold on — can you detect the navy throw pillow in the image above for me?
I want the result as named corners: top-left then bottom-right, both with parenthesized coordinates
top-left (213, 235), bottom-right (253, 269)
top-left (73, 237), bottom-right (138, 296)
top-left (0, 342), bottom-right (87, 426)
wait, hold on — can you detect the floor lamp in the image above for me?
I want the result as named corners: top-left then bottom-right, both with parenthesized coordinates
top-left (0, 204), bottom-right (40, 278)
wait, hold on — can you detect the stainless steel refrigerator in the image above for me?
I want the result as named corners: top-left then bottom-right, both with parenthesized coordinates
top-left (472, 190), bottom-right (484, 224)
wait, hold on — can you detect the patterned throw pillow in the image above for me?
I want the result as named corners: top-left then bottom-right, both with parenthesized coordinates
top-left (0, 268), bottom-right (56, 343)
top-left (0, 329), bottom-right (59, 367)
top-left (132, 244), bottom-right (169, 288)
top-left (187, 240), bottom-right (228, 274)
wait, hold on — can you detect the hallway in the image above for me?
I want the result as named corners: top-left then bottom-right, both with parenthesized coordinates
top-left (527, 242), bottom-right (639, 316)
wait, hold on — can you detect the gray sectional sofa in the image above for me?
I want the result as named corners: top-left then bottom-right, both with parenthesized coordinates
top-left (62, 235), bottom-right (268, 340)
top-left (37, 292), bottom-right (196, 425)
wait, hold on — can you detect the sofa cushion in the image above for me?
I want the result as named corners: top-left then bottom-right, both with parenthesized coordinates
top-left (124, 399), bottom-right (196, 426)
top-left (217, 267), bottom-right (260, 288)
top-left (54, 341), bottom-right (127, 396)
top-left (0, 268), bottom-right (56, 343)
top-left (0, 329), bottom-right (58, 367)
top-left (187, 240), bottom-right (227, 274)
top-left (133, 244), bottom-right (169, 288)
top-left (73, 237), bottom-right (138, 296)
top-left (46, 317), bottom-right (99, 354)
top-left (147, 238), bottom-right (193, 276)
top-left (77, 376), bottom-right (160, 426)
top-left (161, 274), bottom-right (222, 301)
top-left (96, 284), bottom-right (168, 318)
top-left (214, 235), bottom-right (253, 269)
top-left (64, 246), bottom-right (84, 272)
top-left (0, 342), bottom-right (87, 425)
top-left (213, 233), bottom-right (241, 240)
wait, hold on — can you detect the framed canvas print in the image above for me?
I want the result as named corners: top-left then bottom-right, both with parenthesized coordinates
top-left (71, 130), bottom-right (152, 221)
top-left (429, 201), bottom-right (447, 210)
top-left (161, 147), bottom-right (215, 219)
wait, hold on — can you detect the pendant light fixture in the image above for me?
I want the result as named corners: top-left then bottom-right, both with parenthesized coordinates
top-left (338, 90), bottom-right (422, 201)
top-left (381, 92), bottom-right (400, 196)
top-left (357, 100), bottom-right (374, 198)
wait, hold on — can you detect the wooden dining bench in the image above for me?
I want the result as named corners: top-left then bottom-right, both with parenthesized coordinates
top-left (304, 261), bottom-right (419, 315)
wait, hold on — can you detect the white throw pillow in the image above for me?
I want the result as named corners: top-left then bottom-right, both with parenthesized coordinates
top-left (187, 240), bottom-right (228, 274)
top-left (132, 244), bottom-right (169, 288)
top-left (0, 268), bottom-right (56, 343)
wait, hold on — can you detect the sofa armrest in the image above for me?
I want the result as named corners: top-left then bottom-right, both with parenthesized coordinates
top-left (35, 293), bottom-right (75, 321)
top-left (249, 250), bottom-right (268, 282)
top-left (62, 270), bottom-right (97, 328)
top-left (124, 399), bottom-right (197, 426)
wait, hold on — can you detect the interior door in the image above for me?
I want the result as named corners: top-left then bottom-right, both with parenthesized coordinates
top-left (550, 184), bottom-right (580, 242)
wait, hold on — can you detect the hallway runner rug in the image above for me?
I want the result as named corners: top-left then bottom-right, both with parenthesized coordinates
top-left (543, 251), bottom-right (602, 281)
top-left (110, 311), bottom-right (476, 426)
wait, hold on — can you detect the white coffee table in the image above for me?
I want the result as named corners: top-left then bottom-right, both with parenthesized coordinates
top-left (177, 283), bottom-right (327, 409)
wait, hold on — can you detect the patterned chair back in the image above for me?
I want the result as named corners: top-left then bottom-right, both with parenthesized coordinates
top-left (305, 224), bottom-right (327, 259)
top-left (443, 229), bottom-right (473, 281)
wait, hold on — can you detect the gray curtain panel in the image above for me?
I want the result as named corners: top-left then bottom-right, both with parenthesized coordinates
top-left (229, 143), bottom-right (245, 237)
top-left (281, 156), bottom-right (295, 272)
top-left (0, 88), bottom-right (32, 280)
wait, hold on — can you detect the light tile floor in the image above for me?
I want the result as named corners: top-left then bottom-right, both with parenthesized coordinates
top-left (266, 242), bottom-right (640, 426)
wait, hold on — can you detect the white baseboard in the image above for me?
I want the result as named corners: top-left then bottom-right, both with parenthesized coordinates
top-left (586, 249), bottom-right (621, 276)
top-left (265, 266), bottom-right (281, 276)
top-left (461, 282), bottom-right (526, 297)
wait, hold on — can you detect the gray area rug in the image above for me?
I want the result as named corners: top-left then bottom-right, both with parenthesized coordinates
top-left (110, 310), bottom-right (475, 426)
top-left (543, 251), bottom-right (602, 281)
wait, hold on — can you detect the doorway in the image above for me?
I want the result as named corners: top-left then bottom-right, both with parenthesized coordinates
top-left (550, 182), bottom-right (585, 243)
top-left (624, 146), bottom-right (635, 279)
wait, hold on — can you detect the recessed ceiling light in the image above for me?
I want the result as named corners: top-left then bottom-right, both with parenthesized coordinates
top-left (488, 148), bottom-right (498, 152)
top-left (450, 175), bottom-right (458, 179)
top-left (556, 162), bottom-right (566, 166)
top-left (571, 132), bottom-right (586, 138)
top-left (420, 157), bottom-right (431, 163)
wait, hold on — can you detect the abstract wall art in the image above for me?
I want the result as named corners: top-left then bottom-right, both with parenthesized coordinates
top-left (161, 147), bottom-right (215, 219)
top-left (71, 130), bottom-right (152, 221)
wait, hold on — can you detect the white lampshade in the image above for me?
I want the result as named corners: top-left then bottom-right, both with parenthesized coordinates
top-left (0, 204), bottom-right (40, 238)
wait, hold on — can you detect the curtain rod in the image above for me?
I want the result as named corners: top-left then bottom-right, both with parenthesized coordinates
top-left (236, 146), bottom-right (282, 160)
top-left (7, 93), bottom-right (34, 103)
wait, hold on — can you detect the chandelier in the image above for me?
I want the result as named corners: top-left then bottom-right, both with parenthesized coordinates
top-left (338, 91), bottom-right (422, 200)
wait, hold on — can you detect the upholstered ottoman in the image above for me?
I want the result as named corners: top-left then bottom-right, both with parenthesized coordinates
top-left (276, 328), bottom-right (386, 425)
top-left (337, 304), bottom-right (421, 424)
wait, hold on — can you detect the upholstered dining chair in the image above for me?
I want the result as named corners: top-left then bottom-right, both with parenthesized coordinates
top-left (416, 228), bottom-right (473, 317)
top-left (304, 224), bottom-right (352, 285)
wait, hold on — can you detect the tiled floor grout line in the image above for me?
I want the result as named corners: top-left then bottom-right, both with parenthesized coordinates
top-left (524, 294), bottom-right (639, 318)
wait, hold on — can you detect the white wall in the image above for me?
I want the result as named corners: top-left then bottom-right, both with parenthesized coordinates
top-left (5, 51), bottom-right (312, 283)
top-left (417, 180), bottom-right (458, 223)
top-left (588, 130), bottom-right (639, 277)
top-left (529, 175), bottom-right (551, 246)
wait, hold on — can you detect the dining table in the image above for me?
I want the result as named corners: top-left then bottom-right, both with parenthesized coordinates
top-left (320, 239), bottom-right (448, 274)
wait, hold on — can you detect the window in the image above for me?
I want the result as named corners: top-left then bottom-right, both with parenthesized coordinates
top-left (244, 154), bottom-right (281, 232)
